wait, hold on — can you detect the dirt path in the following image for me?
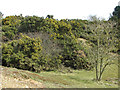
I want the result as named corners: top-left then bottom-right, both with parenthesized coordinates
top-left (0, 66), bottom-right (44, 88)
top-left (2, 76), bottom-right (44, 88)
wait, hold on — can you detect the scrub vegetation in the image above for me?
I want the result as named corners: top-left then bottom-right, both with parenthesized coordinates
top-left (0, 5), bottom-right (119, 88)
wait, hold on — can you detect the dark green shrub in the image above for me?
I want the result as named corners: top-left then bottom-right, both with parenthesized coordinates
top-left (2, 15), bottom-right (23, 41)
top-left (2, 34), bottom-right (44, 72)
top-left (2, 33), bottom-right (64, 72)
top-left (19, 16), bottom-right (44, 32)
top-left (2, 26), bottom-right (17, 40)
top-left (60, 31), bottom-right (91, 69)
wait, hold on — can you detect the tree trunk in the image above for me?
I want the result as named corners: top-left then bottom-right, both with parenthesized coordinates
top-left (98, 58), bottom-right (103, 81)
top-left (95, 60), bottom-right (98, 80)
top-left (96, 38), bottom-right (99, 81)
top-left (98, 62), bottom-right (109, 81)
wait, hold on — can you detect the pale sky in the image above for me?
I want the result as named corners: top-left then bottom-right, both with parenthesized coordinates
top-left (0, 0), bottom-right (119, 20)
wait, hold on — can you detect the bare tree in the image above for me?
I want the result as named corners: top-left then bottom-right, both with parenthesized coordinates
top-left (88, 20), bottom-right (118, 81)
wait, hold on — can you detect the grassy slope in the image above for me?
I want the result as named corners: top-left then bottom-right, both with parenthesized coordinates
top-left (1, 38), bottom-right (118, 88)
top-left (1, 63), bottom-right (118, 88)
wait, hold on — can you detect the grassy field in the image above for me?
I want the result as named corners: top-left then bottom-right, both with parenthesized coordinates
top-left (36, 65), bottom-right (118, 88)
top-left (1, 62), bottom-right (118, 88)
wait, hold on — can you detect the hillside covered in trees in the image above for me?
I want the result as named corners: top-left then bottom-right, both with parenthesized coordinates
top-left (0, 5), bottom-right (119, 84)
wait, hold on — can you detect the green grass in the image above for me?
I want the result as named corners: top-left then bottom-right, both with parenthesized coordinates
top-left (2, 63), bottom-right (118, 88)
top-left (36, 69), bottom-right (118, 88)
top-left (28, 64), bottom-right (118, 88)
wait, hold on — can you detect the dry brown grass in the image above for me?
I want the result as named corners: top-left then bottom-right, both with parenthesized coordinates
top-left (1, 66), bottom-right (44, 88)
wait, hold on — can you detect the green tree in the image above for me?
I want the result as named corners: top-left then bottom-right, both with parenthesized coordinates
top-left (46, 15), bottom-right (54, 19)
top-left (109, 6), bottom-right (120, 54)
top-left (110, 6), bottom-right (120, 20)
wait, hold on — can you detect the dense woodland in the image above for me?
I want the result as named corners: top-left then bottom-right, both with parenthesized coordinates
top-left (1, 6), bottom-right (120, 81)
